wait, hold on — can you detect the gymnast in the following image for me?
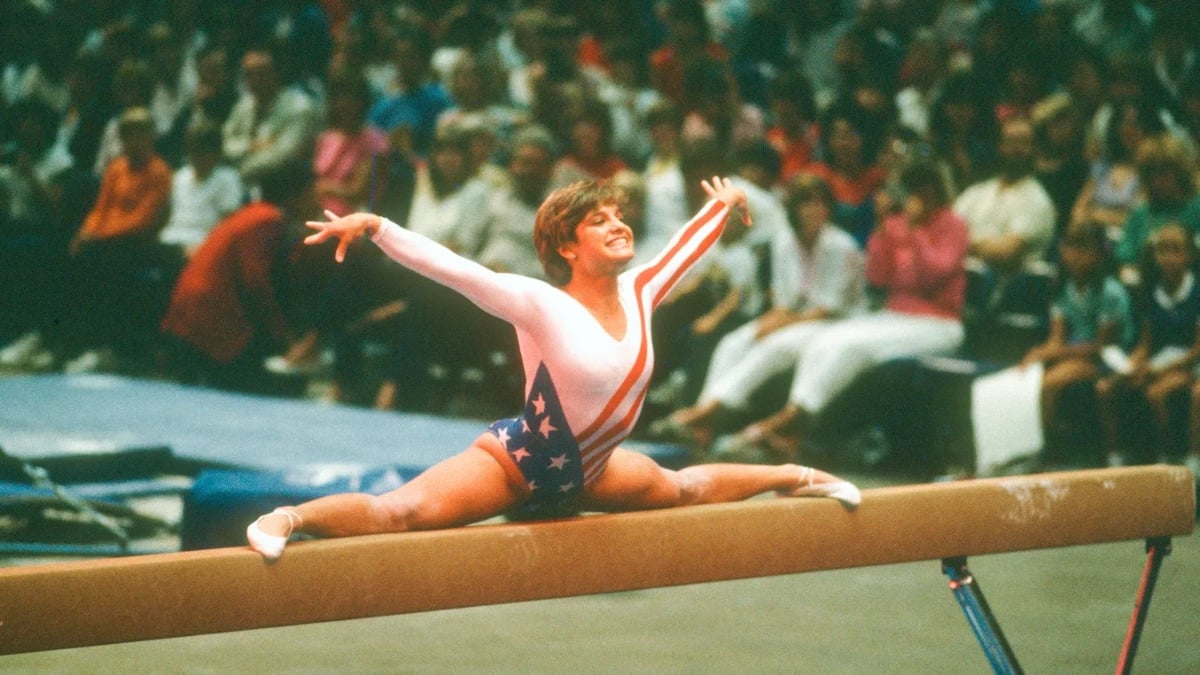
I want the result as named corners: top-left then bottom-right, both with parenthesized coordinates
top-left (247, 176), bottom-right (860, 561)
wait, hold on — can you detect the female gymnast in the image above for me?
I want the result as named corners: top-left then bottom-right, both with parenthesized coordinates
top-left (247, 176), bottom-right (860, 561)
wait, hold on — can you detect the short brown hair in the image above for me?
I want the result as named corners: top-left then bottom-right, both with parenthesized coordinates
top-left (533, 180), bottom-right (626, 286)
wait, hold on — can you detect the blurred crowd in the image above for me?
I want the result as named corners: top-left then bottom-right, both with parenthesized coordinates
top-left (2, 0), bottom-right (1200, 475)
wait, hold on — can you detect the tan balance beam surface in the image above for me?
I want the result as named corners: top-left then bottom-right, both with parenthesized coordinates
top-left (0, 465), bottom-right (1193, 654)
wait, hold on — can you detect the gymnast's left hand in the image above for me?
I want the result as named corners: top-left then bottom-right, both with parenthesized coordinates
top-left (701, 176), bottom-right (752, 226)
top-left (305, 210), bottom-right (383, 263)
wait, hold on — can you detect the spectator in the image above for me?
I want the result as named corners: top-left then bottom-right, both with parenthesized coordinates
top-left (1098, 223), bottom-right (1200, 467)
top-left (802, 101), bottom-right (888, 246)
top-left (550, 99), bottom-right (628, 189)
top-left (1031, 93), bottom-right (1090, 254)
top-left (765, 70), bottom-right (820, 186)
top-left (158, 120), bottom-right (244, 261)
top-left (1021, 220), bottom-right (1134, 463)
top-left (0, 98), bottom-right (74, 359)
top-left (679, 57), bottom-right (765, 151)
top-left (160, 44), bottom-right (239, 168)
top-left (894, 29), bottom-right (948, 140)
top-left (476, 124), bottom-right (561, 277)
top-left (711, 161), bottom-right (968, 462)
top-left (222, 49), bottom-right (321, 191)
top-left (1115, 135), bottom-right (1200, 282)
top-left (1070, 100), bottom-right (1162, 240)
top-left (642, 100), bottom-right (684, 180)
top-left (652, 174), bottom-right (865, 450)
top-left (367, 19), bottom-right (454, 160)
top-left (92, 59), bottom-right (155, 177)
top-left (928, 71), bottom-right (997, 196)
top-left (62, 107), bottom-right (173, 372)
top-left (649, 0), bottom-right (728, 105)
top-left (145, 22), bottom-right (195, 144)
top-left (954, 116), bottom-right (1056, 276)
top-left (311, 70), bottom-right (389, 217)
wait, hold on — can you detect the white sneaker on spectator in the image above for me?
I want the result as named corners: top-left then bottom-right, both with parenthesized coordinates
top-left (64, 348), bottom-right (118, 374)
top-left (0, 331), bottom-right (43, 367)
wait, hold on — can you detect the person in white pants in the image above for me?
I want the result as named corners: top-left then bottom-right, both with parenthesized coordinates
top-left (721, 161), bottom-right (970, 461)
top-left (652, 174), bottom-right (865, 449)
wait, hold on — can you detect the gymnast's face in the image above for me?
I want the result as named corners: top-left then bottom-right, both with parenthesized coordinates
top-left (561, 203), bottom-right (635, 272)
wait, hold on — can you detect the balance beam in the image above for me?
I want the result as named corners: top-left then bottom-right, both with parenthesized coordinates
top-left (0, 465), bottom-right (1193, 655)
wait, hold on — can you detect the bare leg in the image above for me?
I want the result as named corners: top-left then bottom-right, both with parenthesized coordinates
top-left (248, 436), bottom-right (525, 560)
top-left (1145, 371), bottom-right (1190, 461)
top-left (1094, 376), bottom-right (1126, 464)
top-left (579, 447), bottom-right (859, 512)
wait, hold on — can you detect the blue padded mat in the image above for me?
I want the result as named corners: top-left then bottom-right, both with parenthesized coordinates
top-left (0, 375), bottom-right (688, 472)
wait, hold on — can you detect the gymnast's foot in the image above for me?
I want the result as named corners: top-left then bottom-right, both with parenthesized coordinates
top-left (247, 508), bottom-right (303, 562)
top-left (778, 466), bottom-right (861, 509)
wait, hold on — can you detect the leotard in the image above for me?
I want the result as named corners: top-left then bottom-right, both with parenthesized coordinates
top-left (371, 199), bottom-right (731, 504)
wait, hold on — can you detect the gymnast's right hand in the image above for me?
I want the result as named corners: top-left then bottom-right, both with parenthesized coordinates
top-left (305, 210), bottom-right (383, 263)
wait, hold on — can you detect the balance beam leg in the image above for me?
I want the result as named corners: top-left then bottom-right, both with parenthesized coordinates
top-left (1116, 537), bottom-right (1172, 675)
top-left (942, 557), bottom-right (1023, 675)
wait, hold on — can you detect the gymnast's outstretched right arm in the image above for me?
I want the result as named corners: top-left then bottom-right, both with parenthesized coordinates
top-left (304, 210), bottom-right (542, 325)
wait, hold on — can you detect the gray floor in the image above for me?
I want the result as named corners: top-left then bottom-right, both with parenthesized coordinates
top-left (3, 480), bottom-right (1196, 674)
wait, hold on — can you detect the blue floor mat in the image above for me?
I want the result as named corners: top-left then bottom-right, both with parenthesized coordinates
top-left (0, 374), bottom-right (688, 473)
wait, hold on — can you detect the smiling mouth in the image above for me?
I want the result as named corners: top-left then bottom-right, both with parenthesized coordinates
top-left (607, 236), bottom-right (630, 248)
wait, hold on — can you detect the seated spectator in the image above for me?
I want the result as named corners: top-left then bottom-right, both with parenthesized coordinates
top-left (550, 99), bottom-right (629, 189)
top-left (1097, 223), bottom-right (1200, 467)
top-left (801, 101), bottom-right (887, 246)
top-left (1032, 93), bottom-right (1090, 255)
top-left (928, 71), bottom-right (998, 196)
top-left (92, 59), bottom-right (156, 177)
top-left (1070, 100), bottom-right (1161, 241)
top-left (764, 70), bottom-right (820, 185)
top-left (1115, 135), bottom-right (1200, 284)
top-left (160, 44), bottom-right (239, 168)
top-left (311, 70), bottom-right (389, 216)
top-left (58, 107), bottom-right (172, 372)
top-left (222, 49), bottom-right (321, 191)
top-left (642, 100), bottom-right (684, 179)
top-left (651, 175), bottom-right (865, 449)
top-left (1021, 220), bottom-right (1134, 464)
top-left (954, 116), bottom-right (1056, 279)
top-left (711, 162), bottom-right (968, 462)
top-left (368, 18), bottom-right (454, 160)
top-left (158, 120), bottom-right (245, 260)
top-left (679, 57), bottom-right (765, 152)
top-left (0, 98), bottom-right (74, 362)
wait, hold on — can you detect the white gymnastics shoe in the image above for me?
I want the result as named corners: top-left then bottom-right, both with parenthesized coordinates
top-left (247, 508), bottom-right (303, 562)
top-left (784, 467), bottom-right (862, 509)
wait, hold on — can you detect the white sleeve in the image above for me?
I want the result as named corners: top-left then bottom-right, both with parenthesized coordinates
top-left (371, 218), bottom-right (543, 325)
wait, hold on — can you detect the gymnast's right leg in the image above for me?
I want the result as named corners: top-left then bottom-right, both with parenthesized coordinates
top-left (247, 435), bottom-right (526, 561)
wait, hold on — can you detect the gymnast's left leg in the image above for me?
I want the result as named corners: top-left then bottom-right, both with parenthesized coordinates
top-left (579, 448), bottom-right (860, 513)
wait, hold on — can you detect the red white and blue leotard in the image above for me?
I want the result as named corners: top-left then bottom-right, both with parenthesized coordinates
top-left (371, 199), bottom-right (731, 505)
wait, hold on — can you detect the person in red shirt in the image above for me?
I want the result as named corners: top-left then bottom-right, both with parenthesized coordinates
top-left (160, 164), bottom-right (321, 390)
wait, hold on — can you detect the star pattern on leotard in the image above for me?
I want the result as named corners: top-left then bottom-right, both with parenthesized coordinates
top-left (488, 362), bottom-right (585, 504)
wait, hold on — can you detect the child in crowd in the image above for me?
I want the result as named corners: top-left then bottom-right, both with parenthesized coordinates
top-left (1022, 219), bottom-right (1133, 460)
top-left (1096, 223), bottom-right (1200, 466)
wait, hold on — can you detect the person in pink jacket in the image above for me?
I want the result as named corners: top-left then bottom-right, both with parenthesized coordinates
top-left (721, 162), bottom-right (969, 461)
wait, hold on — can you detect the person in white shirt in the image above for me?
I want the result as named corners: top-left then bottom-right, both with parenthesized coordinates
top-left (159, 121), bottom-right (244, 258)
top-left (652, 174), bottom-right (865, 450)
top-left (953, 116), bottom-right (1056, 275)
